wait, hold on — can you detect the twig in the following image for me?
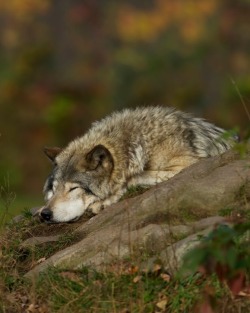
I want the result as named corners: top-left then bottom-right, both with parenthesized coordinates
top-left (230, 77), bottom-right (250, 121)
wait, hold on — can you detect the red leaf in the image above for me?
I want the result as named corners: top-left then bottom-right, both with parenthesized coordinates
top-left (227, 270), bottom-right (246, 296)
top-left (195, 300), bottom-right (215, 313)
top-left (215, 263), bottom-right (229, 282)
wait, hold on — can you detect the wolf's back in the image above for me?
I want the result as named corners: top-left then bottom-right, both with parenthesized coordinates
top-left (88, 106), bottom-right (233, 155)
top-left (65, 106), bottom-right (234, 165)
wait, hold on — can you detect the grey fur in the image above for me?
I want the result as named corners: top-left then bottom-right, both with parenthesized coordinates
top-left (41, 106), bottom-right (235, 223)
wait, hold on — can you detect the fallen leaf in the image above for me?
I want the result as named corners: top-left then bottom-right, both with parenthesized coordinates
top-left (235, 283), bottom-right (250, 297)
top-left (160, 273), bottom-right (171, 282)
top-left (215, 263), bottom-right (229, 282)
top-left (152, 263), bottom-right (162, 274)
top-left (27, 303), bottom-right (39, 313)
top-left (196, 300), bottom-right (215, 313)
top-left (133, 275), bottom-right (142, 283)
top-left (156, 299), bottom-right (168, 310)
top-left (119, 309), bottom-right (130, 313)
top-left (227, 270), bottom-right (246, 296)
top-left (128, 265), bottom-right (139, 274)
top-left (93, 280), bottom-right (103, 287)
top-left (37, 303), bottom-right (49, 313)
top-left (60, 271), bottom-right (81, 282)
top-left (37, 257), bottom-right (46, 264)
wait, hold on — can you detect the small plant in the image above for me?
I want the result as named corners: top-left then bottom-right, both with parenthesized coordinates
top-left (181, 223), bottom-right (250, 312)
top-left (21, 208), bottom-right (33, 219)
top-left (0, 179), bottom-right (16, 227)
top-left (121, 185), bottom-right (150, 200)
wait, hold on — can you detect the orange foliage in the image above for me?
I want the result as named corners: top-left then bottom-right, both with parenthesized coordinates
top-left (0, 0), bottom-right (50, 49)
top-left (116, 0), bottom-right (216, 43)
top-left (0, 0), bottom-right (49, 18)
top-left (0, 0), bottom-right (248, 198)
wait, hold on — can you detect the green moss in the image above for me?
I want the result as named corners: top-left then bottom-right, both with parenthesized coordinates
top-left (121, 185), bottom-right (150, 200)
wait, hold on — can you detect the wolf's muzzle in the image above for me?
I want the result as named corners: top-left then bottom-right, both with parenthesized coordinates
top-left (40, 208), bottom-right (53, 221)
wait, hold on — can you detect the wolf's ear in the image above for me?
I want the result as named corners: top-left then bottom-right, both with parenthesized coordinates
top-left (44, 147), bottom-right (62, 163)
top-left (86, 145), bottom-right (114, 172)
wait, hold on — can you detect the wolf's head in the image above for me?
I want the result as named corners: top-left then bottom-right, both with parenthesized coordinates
top-left (40, 144), bottom-right (114, 223)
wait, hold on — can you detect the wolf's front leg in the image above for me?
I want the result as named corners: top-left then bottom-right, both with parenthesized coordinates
top-left (86, 201), bottom-right (104, 215)
top-left (128, 170), bottom-right (177, 186)
top-left (87, 186), bottom-right (127, 215)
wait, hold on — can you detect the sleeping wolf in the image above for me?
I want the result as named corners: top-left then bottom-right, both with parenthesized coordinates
top-left (40, 106), bottom-right (235, 223)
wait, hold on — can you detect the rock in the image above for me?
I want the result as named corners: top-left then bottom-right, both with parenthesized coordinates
top-left (11, 206), bottom-right (42, 224)
top-left (21, 236), bottom-right (60, 248)
top-left (141, 221), bottom-right (232, 275)
top-left (25, 148), bottom-right (250, 278)
top-left (30, 207), bottom-right (42, 216)
top-left (12, 215), bottom-right (25, 223)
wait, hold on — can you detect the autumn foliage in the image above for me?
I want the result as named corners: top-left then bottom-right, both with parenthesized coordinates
top-left (0, 0), bottom-right (249, 200)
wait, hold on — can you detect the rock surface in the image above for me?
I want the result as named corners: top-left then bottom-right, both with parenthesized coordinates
top-left (21, 235), bottom-right (60, 248)
top-left (25, 148), bottom-right (250, 277)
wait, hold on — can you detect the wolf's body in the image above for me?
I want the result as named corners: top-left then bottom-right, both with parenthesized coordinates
top-left (40, 106), bottom-right (235, 223)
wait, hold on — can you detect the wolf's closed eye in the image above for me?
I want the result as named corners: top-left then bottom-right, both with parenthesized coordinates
top-left (69, 187), bottom-right (79, 192)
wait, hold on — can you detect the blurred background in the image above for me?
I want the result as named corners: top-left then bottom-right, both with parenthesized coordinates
top-left (0, 0), bottom-right (249, 217)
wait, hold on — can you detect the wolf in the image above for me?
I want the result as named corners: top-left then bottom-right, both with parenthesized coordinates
top-left (40, 106), bottom-right (235, 223)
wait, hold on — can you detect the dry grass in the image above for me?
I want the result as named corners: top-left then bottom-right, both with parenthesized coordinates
top-left (1, 207), bottom-right (250, 312)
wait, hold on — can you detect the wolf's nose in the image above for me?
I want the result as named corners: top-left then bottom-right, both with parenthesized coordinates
top-left (40, 208), bottom-right (52, 221)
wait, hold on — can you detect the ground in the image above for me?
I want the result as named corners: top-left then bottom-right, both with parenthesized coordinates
top-left (1, 147), bottom-right (250, 312)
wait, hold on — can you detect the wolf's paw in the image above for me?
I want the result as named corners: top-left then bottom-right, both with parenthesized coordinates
top-left (87, 201), bottom-right (104, 215)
